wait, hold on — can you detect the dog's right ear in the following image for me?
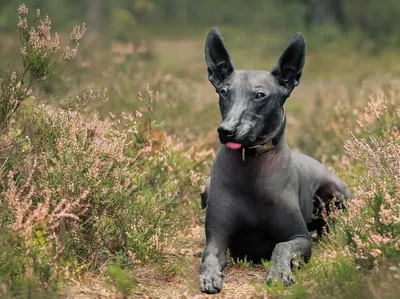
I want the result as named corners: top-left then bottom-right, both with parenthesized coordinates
top-left (205, 27), bottom-right (234, 88)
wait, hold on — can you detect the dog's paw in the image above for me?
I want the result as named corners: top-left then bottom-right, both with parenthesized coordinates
top-left (200, 270), bottom-right (224, 294)
top-left (266, 267), bottom-right (296, 287)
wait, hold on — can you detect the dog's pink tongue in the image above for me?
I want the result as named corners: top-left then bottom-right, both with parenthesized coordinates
top-left (226, 142), bottom-right (242, 150)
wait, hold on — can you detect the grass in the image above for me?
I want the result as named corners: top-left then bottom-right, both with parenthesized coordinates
top-left (0, 3), bottom-right (399, 298)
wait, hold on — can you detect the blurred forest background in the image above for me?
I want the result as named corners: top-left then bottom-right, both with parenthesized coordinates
top-left (1, 0), bottom-right (400, 47)
top-left (1, 1), bottom-right (400, 298)
top-left (2, 0), bottom-right (400, 141)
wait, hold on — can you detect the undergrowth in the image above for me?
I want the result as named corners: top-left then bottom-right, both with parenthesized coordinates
top-left (281, 92), bottom-right (400, 298)
top-left (0, 4), bottom-right (202, 298)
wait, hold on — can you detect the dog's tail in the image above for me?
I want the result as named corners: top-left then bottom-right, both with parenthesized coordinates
top-left (200, 177), bottom-right (211, 209)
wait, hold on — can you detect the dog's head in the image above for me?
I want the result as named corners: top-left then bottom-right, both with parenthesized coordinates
top-left (205, 28), bottom-right (306, 148)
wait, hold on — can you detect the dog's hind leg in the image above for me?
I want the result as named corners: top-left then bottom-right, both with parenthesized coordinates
top-left (317, 172), bottom-right (351, 210)
top-left (310, 173), bottom-right (351, 236)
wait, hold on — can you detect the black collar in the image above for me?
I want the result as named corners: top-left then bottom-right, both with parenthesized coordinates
top-left (237, 108), bottom-right (286, 161)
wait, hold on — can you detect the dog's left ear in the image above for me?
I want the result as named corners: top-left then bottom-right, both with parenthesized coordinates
top-left (205, 27), bottom-right (235, 88)
top-left (271, 33), bottom-right (306, 94)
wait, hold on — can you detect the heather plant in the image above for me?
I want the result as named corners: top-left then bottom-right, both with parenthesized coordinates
top-left (0, 4), bottom-right (201, 297)
top-left (1, 4), bottom-right (85, 129)
top-left (332, 94), bottom-right (399, 268)
top-left (290, 76), bottom-right (400, 162)
top-left (2, 89), bottom-right (195, 259)
top-left (285, 92), bottom-right (400, 298)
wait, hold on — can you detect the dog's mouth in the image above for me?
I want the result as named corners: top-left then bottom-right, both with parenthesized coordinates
top-left (220, 117), bottom-right (286, 150)
top-left (219, 133), bottom-right (260, 149)
top-left (225, 142), bottom-right (242, 150)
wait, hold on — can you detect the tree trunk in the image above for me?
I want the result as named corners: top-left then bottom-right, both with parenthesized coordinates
top-left (305, 0), bottom-right (346, 31)
top-left (87, 0), bottom-right (101, 35)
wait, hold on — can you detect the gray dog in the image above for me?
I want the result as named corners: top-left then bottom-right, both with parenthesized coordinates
top-left (199, 28), bottom-right (350, 294)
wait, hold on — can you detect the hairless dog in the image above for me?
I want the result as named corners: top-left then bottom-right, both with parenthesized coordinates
top-left (199, 28), bottom-right (350, 294)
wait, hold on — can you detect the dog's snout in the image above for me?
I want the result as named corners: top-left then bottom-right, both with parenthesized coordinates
top-left (217, 123), bottom-right (235, 138)
top-left (217, 124), bottom-right (234, 137)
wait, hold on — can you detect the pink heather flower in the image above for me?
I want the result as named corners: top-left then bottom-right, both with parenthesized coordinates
top-left (370, 248), bottom-right (382, 258)
top-left (322, 250), bottom-right (338, 260)
top-left (17, 17), bottom-right (27, 30)
top-left (394, 240), bottom-right (400, 251)
top-left (28, 28), bottom-right (42, 51)
top-left (57, 212), bottom-right (80, 222)
top-left (79, 189), bottom-right (90, 200)
top-left (10, 72), bottom-right (17, 84)
top-left (20, 46), bottom-right (27, 56)
top-left (52, 33), bottom-right (60, 53)
top-left (38, 15), bottom-right (51, 40)
top-left (63, 45), bottom-right (78, 61)
top-left (70, 23), bottom-right (86, 43)
top-left (369, 234), bottom-right (388, 246)
top-left (353, 235), bottom-right (365, 249)
top-left (379, 206), bottom-right (395, 225)
top-left (17, 4), bottom-right (28, 15)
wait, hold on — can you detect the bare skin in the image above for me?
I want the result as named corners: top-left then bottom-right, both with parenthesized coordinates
top-left (199, 28), bottom-right (350, 294)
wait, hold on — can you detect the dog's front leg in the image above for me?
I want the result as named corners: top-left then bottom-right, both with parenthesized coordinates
top-left (266, 236), bottom-right (311, 286)
top-left (200, 239), bottom-right (227, 294)
top-left (200, 204), bottom-right (230, 294)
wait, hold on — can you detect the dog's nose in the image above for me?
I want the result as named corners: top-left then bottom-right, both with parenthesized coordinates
top-left (217, 123), bottom-right (235, 138)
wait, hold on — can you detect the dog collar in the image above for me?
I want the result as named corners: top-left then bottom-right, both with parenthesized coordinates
top-left (240, 107), bottom-right (286, 161)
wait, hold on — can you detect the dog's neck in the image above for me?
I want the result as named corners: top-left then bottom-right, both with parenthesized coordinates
top-left (238, 107), bottom-right (286, 162)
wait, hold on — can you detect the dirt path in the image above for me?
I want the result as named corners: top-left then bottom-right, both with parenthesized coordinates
top-left (65, 223), bottom-right (270, 298)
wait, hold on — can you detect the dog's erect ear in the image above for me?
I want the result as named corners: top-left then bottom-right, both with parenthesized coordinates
top-left (205, 27), bottom-right (234, 88)
top-left (271, 32), bottom-right (306, 94)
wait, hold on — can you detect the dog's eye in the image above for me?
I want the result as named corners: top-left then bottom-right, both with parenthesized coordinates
top-left (220, 89), bottom-right (227, 97)
top-left (256, 92), bottom-right (266, 99)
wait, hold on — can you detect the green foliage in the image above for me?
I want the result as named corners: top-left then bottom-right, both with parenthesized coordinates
top-left (231, 256), bottom-right (252, 268)
top-left (284, 94), bottom-right (400, 298)
top-left (2, 0), bottom-right (400, 49)
top-left (288, 255), bottom-right (362, 299)
top-left (0, 4), bottom-right (201, 297)
top-left (343, 1), bottom-right (400, 47)
top-left (0, 215), bottom-right (61, 299)
top-left (107, 260), bottom-right (135, 298)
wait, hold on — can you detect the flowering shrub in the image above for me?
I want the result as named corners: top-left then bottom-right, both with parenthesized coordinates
top-left (335, 93), bottom-right (399, 268)
top-left (289, 91), bottom-right (400, 298)
top-left (0, 4), bottom-right (200, 297)
top-left (290, 76), bottom-right (400, 163)
top-left (1, 3), bottom-right (86, 142)
top-left (3, 99), bottom-right (189, 259)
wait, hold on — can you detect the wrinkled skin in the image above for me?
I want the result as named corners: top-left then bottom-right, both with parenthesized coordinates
top-left (199, 28), bottom-right (351, 294)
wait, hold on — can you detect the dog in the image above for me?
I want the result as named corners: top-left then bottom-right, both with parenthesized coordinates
top-left (199, 28), bottom-right (350, 294)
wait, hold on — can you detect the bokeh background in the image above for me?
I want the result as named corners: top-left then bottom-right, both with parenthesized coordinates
top-left (2, 0), bottom-right (400, 156)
